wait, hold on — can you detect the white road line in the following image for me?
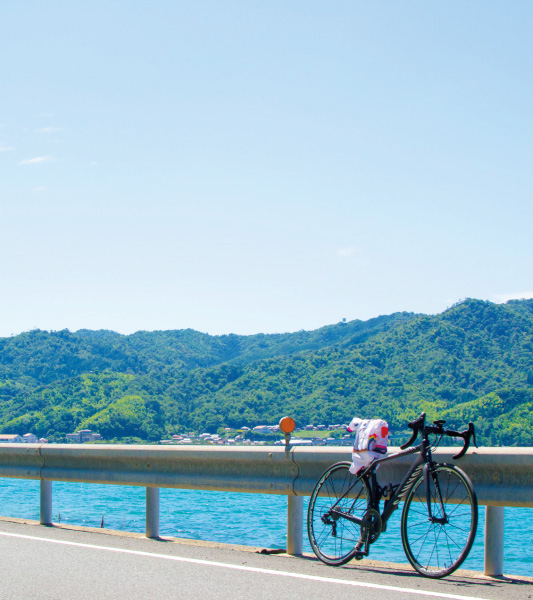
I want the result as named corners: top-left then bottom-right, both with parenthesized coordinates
top-left (0, 531), bottom-right (490, 600)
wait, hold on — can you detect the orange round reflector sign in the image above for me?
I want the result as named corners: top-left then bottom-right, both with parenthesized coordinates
top-left (279, 416), bottom-right (296, 434)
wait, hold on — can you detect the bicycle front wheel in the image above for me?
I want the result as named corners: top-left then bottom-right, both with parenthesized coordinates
top-left (307, 461), bottom-right (370, 566)
top-left (401, 463), bottom-right (478, 578)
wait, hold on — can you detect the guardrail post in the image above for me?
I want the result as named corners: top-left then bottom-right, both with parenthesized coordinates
top-left (484, 505), bottom-right (504, 577)
top-left (40, 480), bottom-right (53, 525)
top-left (287, 495), bottom-right (303, 555)
top-left (146, 486), bottom-right (160, 538)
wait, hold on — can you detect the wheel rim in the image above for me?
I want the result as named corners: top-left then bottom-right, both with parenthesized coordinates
top-left (308, 463), bottom-right (370, 565)
top-left (402, 465), bottom-right (477, 577)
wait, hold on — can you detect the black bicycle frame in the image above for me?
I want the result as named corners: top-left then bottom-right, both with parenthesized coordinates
top-left (329, 436), bottom-right (446, 530)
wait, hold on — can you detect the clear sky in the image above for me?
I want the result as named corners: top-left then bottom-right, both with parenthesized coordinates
top-left (1, 1), bottom-right (532, 337)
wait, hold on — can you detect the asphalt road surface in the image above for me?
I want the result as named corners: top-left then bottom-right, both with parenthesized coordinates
top-left (0, 519), bottom-right (530, 600)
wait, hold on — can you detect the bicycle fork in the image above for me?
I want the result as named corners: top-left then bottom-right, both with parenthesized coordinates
top-left (423, 463), bottom-right (448, 525)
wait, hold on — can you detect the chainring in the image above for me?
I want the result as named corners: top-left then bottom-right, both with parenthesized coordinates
top-left (360, 508), bottom-right (382, 545)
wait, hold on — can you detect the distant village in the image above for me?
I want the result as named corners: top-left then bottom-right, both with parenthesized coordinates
top-left (160, 423), bottom-right (354, 446)
top-left (0, 430), bottom-right (102, 444)
top-left (0, 423), bottom-right (354, 446)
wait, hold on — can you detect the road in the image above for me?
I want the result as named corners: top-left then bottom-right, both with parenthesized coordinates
top-left (0, 520), bottom-right (530, 600)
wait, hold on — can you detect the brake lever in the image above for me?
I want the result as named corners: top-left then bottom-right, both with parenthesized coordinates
top-left (471, 423), bottom-right (478, 448)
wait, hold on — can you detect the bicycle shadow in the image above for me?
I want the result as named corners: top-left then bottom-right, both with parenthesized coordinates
top-left (297, 554), bottom-right (532, 589)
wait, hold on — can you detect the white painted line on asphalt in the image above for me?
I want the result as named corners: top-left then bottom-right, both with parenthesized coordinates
top-left (0, 531), bottom-right (490, 600)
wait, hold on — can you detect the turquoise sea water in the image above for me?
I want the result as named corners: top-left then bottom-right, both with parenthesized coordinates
top-left (0, 477), bottom-right (530, 578)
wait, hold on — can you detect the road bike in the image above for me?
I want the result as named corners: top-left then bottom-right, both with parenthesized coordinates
top-left (307, 413), bottom-right (478, 578)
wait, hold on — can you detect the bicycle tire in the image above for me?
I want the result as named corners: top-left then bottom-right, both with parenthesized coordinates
top-left (307, 461), bottom-right (371, 566)
top-left (401, 463), bottom-right (478, 578)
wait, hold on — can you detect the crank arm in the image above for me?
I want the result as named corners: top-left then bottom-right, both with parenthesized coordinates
top-left (329, 509), bottom-right (363, 525)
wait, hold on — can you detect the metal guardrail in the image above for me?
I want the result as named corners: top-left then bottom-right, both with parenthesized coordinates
top-left (0, 443), bottom-right (531, 577)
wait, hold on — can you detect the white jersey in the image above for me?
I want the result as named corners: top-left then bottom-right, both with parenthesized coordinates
top-left (346, 418), bottom-right (389, 474)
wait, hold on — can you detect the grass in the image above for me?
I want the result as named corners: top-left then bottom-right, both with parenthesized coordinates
top-left (293, 429), bottom-right (346, 439)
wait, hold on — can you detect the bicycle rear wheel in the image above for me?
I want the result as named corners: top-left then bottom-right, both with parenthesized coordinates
top-left (401, 463), bottom-right (478, 578)
top-left (307, 461), bottom-right (370, 566)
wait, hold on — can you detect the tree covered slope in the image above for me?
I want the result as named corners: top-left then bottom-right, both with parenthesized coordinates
top-left (0, 299), bottom-right (531, 445)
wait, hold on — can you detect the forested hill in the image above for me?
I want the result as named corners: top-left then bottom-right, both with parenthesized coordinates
top-left (0, 299), bottom-right (532, 445)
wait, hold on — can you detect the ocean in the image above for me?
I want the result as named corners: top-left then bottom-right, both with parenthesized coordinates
top-left (0, 477), bottom-right (530, 578)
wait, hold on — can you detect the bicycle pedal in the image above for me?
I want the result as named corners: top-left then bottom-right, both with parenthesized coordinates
top-left (354, 552), bottom-right (365, 560)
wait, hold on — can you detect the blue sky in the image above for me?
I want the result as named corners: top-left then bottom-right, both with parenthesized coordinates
top-left (1, 1), bottom-right (532, 337)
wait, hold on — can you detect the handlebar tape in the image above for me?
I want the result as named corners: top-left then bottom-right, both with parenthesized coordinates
top-left (400, 412), bottom-right (426, 450)
top-left (452, 422), bottom-right (476, 459)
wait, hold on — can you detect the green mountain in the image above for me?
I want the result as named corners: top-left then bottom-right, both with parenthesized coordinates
top-left (0, 299), bottom-right (532, 445)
